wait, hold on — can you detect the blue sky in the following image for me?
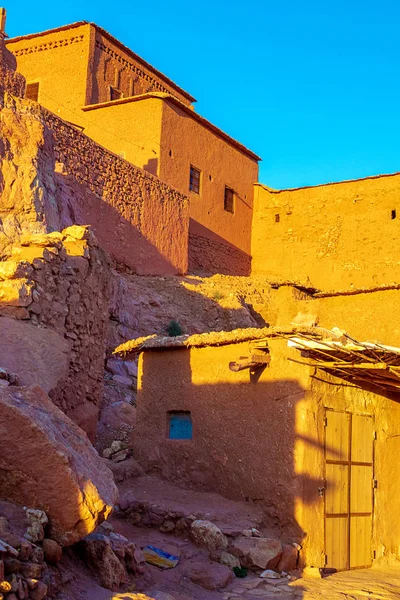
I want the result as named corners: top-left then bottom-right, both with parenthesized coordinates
top-left (7, 0), bottom-right (400, 189)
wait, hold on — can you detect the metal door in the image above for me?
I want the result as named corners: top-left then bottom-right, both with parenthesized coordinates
top-left (324, 409), bottom-right (374, 570)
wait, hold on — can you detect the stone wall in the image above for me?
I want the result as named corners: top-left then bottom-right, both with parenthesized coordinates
top-left (1, 94), bottom-right (189, 274)
top-left (0, 226), bottom-right (112, 439)
top-left (188, 231), bottom-right (251, 276)
top-left (252, 178), bottom-right (400, 290)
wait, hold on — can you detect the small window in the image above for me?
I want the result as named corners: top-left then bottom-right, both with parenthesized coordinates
top-left (110, 86), bottom-right (122, 101)
top-left (25, 82), bottom-right (39, 102)
top-left (168, 411), bottom-right (192, 440)
top-left (224, 187), bottom-right (234, 213)
top-left (189, 165), bottom-right (201, 194)
top-left (391, 209), bottom-right (396, 220)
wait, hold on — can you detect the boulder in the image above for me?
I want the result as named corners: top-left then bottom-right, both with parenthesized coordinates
top-left (105, 457), bottom-right (144, 483)
top-left (0, 317), bottom-right (69, 394)
top-left (0, 385), bottom-right (118, 545)
top-left (42, 539), bottom-right (62, 564)
top-left (219, 551), bottom-right (240, 569)
top-left (190, 520), bottom-right (228, 552)
top-left (229, 536), bottom-right (282, 570)
top-left (184, 561), bottom-right (233, 590)
top-left (77, 533), bottom-right (128, 590)
top-left (277, 543), bottom-right (298, 572)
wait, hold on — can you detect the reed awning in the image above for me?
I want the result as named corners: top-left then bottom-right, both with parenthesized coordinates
top-left (281, 330), bottom-right (400, 393)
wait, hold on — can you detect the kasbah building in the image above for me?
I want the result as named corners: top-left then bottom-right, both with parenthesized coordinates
top-left (3, 5), bottom-right (400, 593)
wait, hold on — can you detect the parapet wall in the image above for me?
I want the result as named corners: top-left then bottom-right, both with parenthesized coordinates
top-left (252, 177), bottom-right (400, 289)
top-left (0, 226), bottom-right (111, 439)
top-left (2, 94), bottom-right (189, 275)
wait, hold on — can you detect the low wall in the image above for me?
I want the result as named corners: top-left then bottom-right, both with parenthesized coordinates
top-left (0, 227), bottom-right (111, 439)
top-left (3, 95), bottom-right (189, 275)
top-left (252, 177), bottom-right (400, 289)
top-left (188, 221), bottom-right (251, 276)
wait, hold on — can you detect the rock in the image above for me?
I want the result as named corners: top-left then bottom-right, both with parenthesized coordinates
top-left (25, 509), bottom-right (48, 543)
top-left (191, 520), bottom-right (228, 552)
top-left (29, 580), bottom-right (47, 600)
top-left (220, 551), bottom-right (241, 569)
top-left (0, 318), bottom-right (69, 394)
top-left (111, 449), bottom-right (129, 463)
top-left (229, 537), bottom-right (282, 570)
top-left (112, 375), bottom-right (133, 387)
top-left (105, 457), bottom-right (143, 483)
top-left (159, 520), bottom-right (175, 533)
top-left (98, 402), bottom-right (137, 433)
top-left (18, 540), bottom-right (33, 561)
top-left (0, 385), bottom-right (118, 546)
top-left (185, 561), bottom-right (233, 590)
top-left (77, 533), bottom-right (128, 590)
top-left (110, 440), bottom-right (127, 454)
top-left (124, 361), bottom-right (138, 378)
top-left (19, 562), bottom-right (42, 578)
top-left (42, 539), bottom-right (62, 564)
top-left (260, 569), bottom-right (281, 578)
top-left (30, 546), bottom-right (44, 564)
top-left (3, 558), bottom-right (20, 574)
top-left (277, 544), bottom-right (298, 572)
top-left (106, 359), bottom-right (126, 377)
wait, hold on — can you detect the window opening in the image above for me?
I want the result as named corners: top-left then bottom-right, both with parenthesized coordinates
top-left (275, 214), bottom-right (280, 223)
top-left (168, 411), bottom-right (192, 440)
top-left (25, 82), bottom-right (39, 102)
top-left (189, 166), bottom-right (201, 194)
top-left (391, 209), bottom-right (396, 220)
top-left (110, 86), bottom-right (122, 101)
top-left (224, 187), bottom-right (234, 213)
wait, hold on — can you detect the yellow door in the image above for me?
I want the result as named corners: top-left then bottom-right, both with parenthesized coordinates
top-left (324, 410), bottom-right (374, 570)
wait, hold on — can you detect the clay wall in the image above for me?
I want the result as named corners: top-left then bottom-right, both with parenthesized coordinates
top-left (160, 99), bottom-right (258, 259)
top-left (0, 227), bottom-right (112, 439)
top-left (7, 96), bottom-right (189, 275)
top-left (252, 177), bottom-right (400, 290)
top-left (91, 28), bottom-right (193, 106)
top-left (134, 337), bottom-right (400, 567)
top-left (7, 23), bottom-right (91, 128)
top-left (80, 97), bottom-right (163, 175)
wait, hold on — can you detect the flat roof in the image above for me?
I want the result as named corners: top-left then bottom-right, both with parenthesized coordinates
top-left (82, 92), bottom-right (261, 162)
top-left (113, 325), bottom-right (326, 355)
top-left (7, 20), bottom-right (196, 104)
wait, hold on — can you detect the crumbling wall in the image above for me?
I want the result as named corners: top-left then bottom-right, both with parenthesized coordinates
top-left (0, 226), bottom-right (111, 438)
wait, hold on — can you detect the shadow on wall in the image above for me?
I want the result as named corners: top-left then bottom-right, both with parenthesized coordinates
top-left (143, 157), bottom-right (158, 175)
top-left (54, 170), bottom-right (186, 275)
top-left (188, 219), bottom-right (252, 276)
top-left (135, 343), bottom-right (336, 569)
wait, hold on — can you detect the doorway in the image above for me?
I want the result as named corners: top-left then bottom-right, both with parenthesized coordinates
top-left (324, 409), bottom-right (374, 570)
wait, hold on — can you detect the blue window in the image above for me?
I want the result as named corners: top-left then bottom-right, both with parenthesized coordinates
top-left (168, 411), bottom-right (192, 440)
